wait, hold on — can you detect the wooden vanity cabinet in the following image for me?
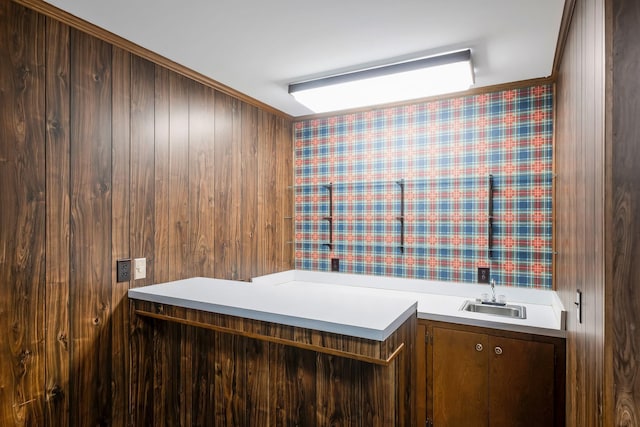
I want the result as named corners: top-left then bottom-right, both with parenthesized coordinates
top-left (416, 320), bottom-right (565, 427)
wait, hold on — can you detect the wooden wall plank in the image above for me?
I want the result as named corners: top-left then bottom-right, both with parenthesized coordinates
top-left (130, 55), bottom-right (156, 287)
top-left (44, 15), bottom-right (70, 427)
top-left (240, 104), bottom-right (259, 280)
top-left (611, 0), bottom-right (640, 423)
top-left (128, 54), bottom-right (156, 426)
top-left (68, 28), bottom-right (112, 425)
top-left (189, 82), bottom-right (217, 277)
top-left (230, 100), bottom-right (243, 279)
top-left (110, 45), bottom-right (131, 427)
top-left (192, 327), bottom-right (215, 426)
top-left (269, 344), bottom-right (316, 426)
top-left (246, 339), bottom-right (270, 426)
top-left (257, 111), bottom-right (278, 276)
top-left (277, 117), bottom-right (294, 271)
top-left (151, 65), bottom-right (171, 427)
top-left (0, 2), bottom-right (46, 425)
top-left (212, 333), bottom-right (246, 426)
top-left (168, 73), bottom-right (191, 280)
top-left (154, 65), bottom-right (171, 284)
top-left (179, 323), bottom-right (194, 427)
top-left (153, 320), bottom-right (180, 427)
top-left (316, 356), bottom-right (362, 425)
top-left (214, 92), bottom-right (242, 279)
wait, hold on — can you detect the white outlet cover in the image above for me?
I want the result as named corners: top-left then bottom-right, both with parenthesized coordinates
top-left (134, 257), bottom-right (146, 280)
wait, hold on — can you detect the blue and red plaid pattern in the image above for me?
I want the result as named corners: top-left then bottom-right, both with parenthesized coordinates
top-left (293, 85), bottom-right (553, 288)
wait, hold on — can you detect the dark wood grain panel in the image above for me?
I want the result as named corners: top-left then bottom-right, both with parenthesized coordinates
top-left (555, 0), bottom-right (607, 425)
top-left (110, 45), bottom-right (131, 427)
top-left (240, 104), bottom-right (260, 280)
top-left (316, 355), bottom-right (362, 425)
top-left (44, 15), bottom-right (70, 427)
top-left (245, 338), bottom-right (270, 426)
top-left (180, 323), bottom-right (194, 427)
top-left (277, 117), bottom-right (294, 271)
top-left (152, 320), bottom-right (180, 427)
top-left (127, 61), bottom-right (156, 426)
top-left (134, 300), bottom-right (401, 363)
top-left (393, 314), bottom-right (414, 426)
top-left (257, 111), bottom-right (279, 276)
top-left (131, 300), bottom-right (414, 426)
top-left (214, 92), bottom-right (242, 279)
top-left (581, 3), bottom-right (601, 426)
top-left (269, 343), bottom-right (316, 427)
top-left (154, 65), bottom-right (170, 284)
top-left (130, 55), bottom-right (156, 287)
top-left (168, 72), bottom-right (191, 280)
top-left (128, 57), bottom-right (156, 426)
top-left (0, 2), bottom-right (46, 425)
top-left (611, 0), bottom-right (640, 424)
top-left (189, 81), bottom-right (217, 277)
top-left (150, 65), bottom-right (173, 427)
top-left (361, 361), bottom-right (397, 427)
top-left (212, 333), bottom-right (245, 426)
top-left (68, 28), bottom-right (112, 425)
top-left (192, 327), bottom-right (216, 426)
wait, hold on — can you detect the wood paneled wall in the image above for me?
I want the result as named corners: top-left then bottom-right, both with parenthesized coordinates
top-left (555, 0), bottom-right (606, 425)
top-left (0, 2), bottom-right (293, 426)
top-left (609, 0), bottom-right (640, 424)
top-left (557, 0), bottom-right (640, 424)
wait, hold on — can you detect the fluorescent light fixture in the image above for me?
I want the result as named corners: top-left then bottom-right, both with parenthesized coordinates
top-left (289, 49), bottom-right (474, 113)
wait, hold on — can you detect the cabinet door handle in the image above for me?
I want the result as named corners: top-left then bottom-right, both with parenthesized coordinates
top-left (475, 343), bottom-right (483, 352)
top-left (494, 346), bottom-right (503, 355)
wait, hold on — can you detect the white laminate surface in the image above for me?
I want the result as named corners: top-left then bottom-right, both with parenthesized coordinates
top-left (253, 270), bottom-right (567, 338)
top-left (127, 277), bottom-right (417, 341)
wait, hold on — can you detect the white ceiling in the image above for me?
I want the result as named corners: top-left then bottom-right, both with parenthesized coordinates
top-left (44, 0), bottom-right (565, 117)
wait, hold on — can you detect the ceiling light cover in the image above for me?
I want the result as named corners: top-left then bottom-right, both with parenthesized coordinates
top-left (289, 50), bottom-right (474, 114)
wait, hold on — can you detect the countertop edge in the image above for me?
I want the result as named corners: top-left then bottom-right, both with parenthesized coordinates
top-left (417, 311), bottom-right (567, 338)
top-left (128, 287), bottom-right (417, 342)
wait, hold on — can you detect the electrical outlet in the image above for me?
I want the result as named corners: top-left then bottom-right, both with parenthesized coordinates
top-left (117, 259), bottom-right (131, 282)
top-left (134, 258), bottom-right (146, 280)
top-left (331, 258), bottom-right (340, 272)
top-left (477, 267), bottom-right (490, 284)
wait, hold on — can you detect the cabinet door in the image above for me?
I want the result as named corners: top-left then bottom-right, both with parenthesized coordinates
top-left (489, 336), bottom-right (555, 427)
top-left (433, 327), bottom-right (489, 427)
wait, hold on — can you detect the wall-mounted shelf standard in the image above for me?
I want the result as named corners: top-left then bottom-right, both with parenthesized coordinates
top-left (396, 179), bottom-right (405, 254)
top-left (322, 183), bottom-right (333, 250)
top-left (488, 174), bottom-right (495, 259)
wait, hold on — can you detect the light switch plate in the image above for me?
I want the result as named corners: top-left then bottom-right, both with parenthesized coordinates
top-left (134, 257), bottom-right (146, 280)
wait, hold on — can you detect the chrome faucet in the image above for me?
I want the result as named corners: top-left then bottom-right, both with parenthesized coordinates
top-left (490, 279), bottom-right (496, 303)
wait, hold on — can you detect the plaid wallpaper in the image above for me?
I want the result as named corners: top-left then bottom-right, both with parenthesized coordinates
top-left (293, 85), bottom-right (553, 288)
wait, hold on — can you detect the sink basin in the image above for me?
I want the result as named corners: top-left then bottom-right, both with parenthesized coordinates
top-left (460, 300), bottom-right (527, 319)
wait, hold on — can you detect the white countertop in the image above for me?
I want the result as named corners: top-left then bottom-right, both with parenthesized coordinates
top-left (128, 270), bottom-right (566, 342)
top-left (127, 277), bottom-right (417, 341)
top-left (253, 270), bottom-right (567, 338)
